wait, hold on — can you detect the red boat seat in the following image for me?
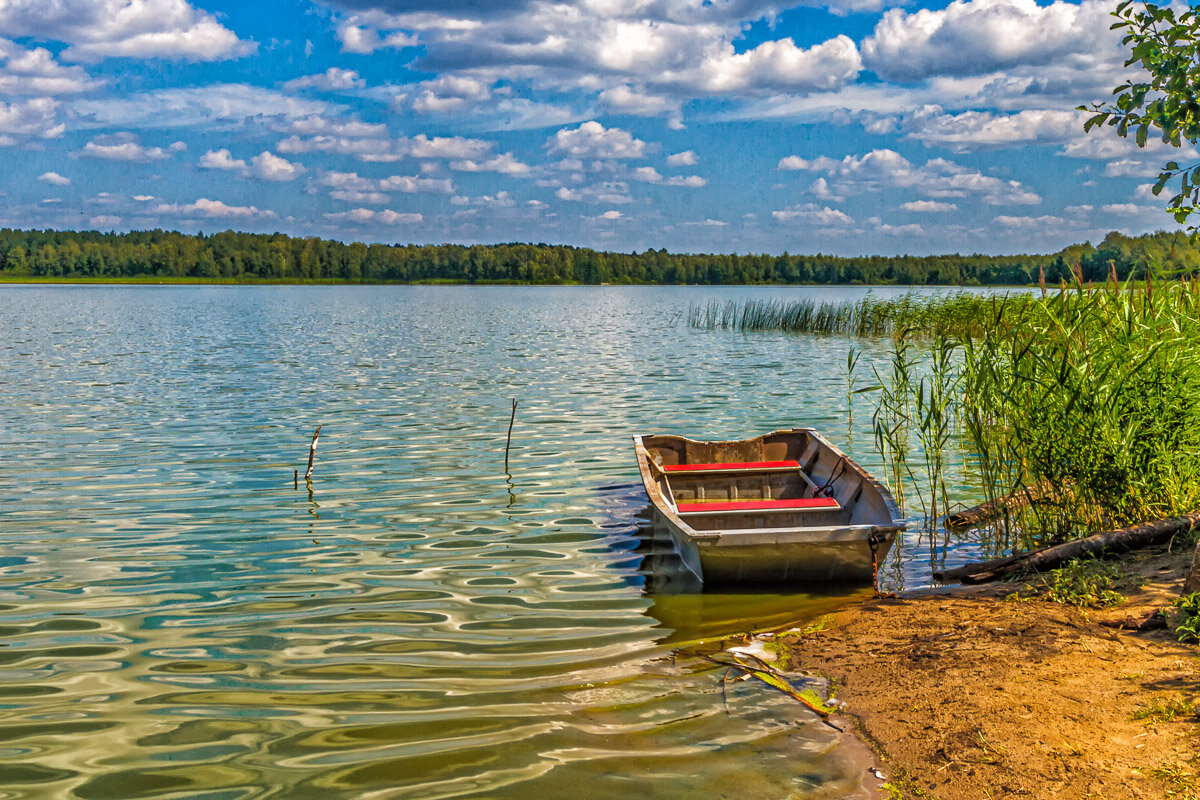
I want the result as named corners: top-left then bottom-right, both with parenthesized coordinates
top-left (675, 497), bottom-right (840, 513)
top-left (663, 460), bottom-right (801, 473)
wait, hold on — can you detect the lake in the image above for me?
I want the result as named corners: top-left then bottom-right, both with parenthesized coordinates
top-left (1, 284), bottom-right (981, 799)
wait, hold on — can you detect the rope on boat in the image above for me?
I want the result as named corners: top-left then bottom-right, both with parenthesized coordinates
top-left (817, 456), bottom-right (847, 498)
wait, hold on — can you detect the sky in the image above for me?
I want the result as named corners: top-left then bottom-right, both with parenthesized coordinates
top-left (0, 0), bottom-right (1185, 256)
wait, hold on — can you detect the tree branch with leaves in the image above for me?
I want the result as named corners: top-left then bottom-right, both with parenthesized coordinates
top-left (1082, 1), bottom-right (1200, 230)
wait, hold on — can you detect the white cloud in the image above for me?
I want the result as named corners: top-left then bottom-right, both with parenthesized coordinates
top-left (155, 197), bottom-right (274, 218)
top-left (448, 152), bottom-right (531, 175)
top-left (809, 177), bottom-right (844, 202)
top-left (284, 68), bottom-right (366, 92)
top-left (861, 0), bottom-right (1118, 83)
top-left (451, 191), bottom-right (516, 208)
top-left (693, 34), bottom-right (861, 94)
top-left (408, 134), bottom-right (493, 159)
top-left (902, 107), bottom-right (1083, 152)
top-left (319, 170), bottom-right (454, 195)
top-left (1101, 203), bottom-right (1145, 215)
top-left (667, 150), bottom-right (697, 166)
top-left (198, 148), bottom-right (247, 171)
top-left (1104, 160), bottom-right (1161, 178)
top-left (330, 190), bottom-right (390, 204)
top-left (89, 214), bottom-right (120, 227)
top-left (0, 96), bottom-right (63, 138)
top-left (901, 200), bottom-right (957, 212)
top-left (250, 151), bottom-right (305, 181)
top-left (782, 148), bottom-right (1041, 205)
top-left (403, 75), bottom-right (492, 112)
top-left (324, 207), bottom-right (423, 224)
top-left (0, 38), bottom-right (98, 95)
top-left (773, 203), bottom-right (855, 226)
top-left (80, 132), bottom-right (184, 161)
top-left (877, 222), bottom-right (925, 235)
top-left (547, 121), bottom-right (648, 159)
top-left (599, 84), bottom-right (680, 118)
top-left (38, 171), bottom-right (70, 185)
top-left (598, 210), bottom-right (623, 220)
top-left (0, 0), bottom-right (255, 63)
top-left (556, 181), bottom-right (633, 204)
top-left (336, 22), bottom-right (419, 55)
top-left (996, 214), bottom-right (1066, 227)
top-left (71, 84), bottom-right (339, 130)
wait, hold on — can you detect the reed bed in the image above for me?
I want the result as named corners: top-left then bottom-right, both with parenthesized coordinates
top-left (868, 278), bottom-right (1200, 551)
top-left (688, 292), bottom-right (1031, 338)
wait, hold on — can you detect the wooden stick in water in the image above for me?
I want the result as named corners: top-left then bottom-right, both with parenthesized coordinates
top-left (305, 425), bottom-right (322, 480)
top-left (504, 400), bottom-right (517, 474)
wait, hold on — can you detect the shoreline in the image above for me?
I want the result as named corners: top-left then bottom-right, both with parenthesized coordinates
top-left (774, 544), bottom-right (1198, 798)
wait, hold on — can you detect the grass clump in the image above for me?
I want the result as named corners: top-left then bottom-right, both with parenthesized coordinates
top-left (1040, 559), bottom-right (1125, 608)
top-left (1133, 696), bottom-right (1198, 723)
top-left (1176, 593), bottom-right (1200, 644)
top-left (1151, 763), bottom-right (1200, 800)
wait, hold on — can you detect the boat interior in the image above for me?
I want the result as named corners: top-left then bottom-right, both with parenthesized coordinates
top-left (640, 429), bottom-right (888, 531)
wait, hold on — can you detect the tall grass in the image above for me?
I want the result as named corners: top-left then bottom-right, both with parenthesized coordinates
top-left (873, 277), bottom-right (1200, 548)
top-left (688, 292), bottom-right (1031, 338)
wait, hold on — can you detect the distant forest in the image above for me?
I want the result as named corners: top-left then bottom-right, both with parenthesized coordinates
top-left (0, 227), bottom-right (1197, 285)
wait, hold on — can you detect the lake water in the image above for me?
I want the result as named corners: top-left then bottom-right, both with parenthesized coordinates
top-left (1, 285), bottom-right (983, 799)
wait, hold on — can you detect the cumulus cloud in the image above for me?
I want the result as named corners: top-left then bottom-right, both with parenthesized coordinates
top-left (448, 152), bottom-right (531, 175)
top-left (901, 200), bottom-right (957, 212)
top-left (666, 150), bottom-right (697, 166)
top-left (901, 107), bottom-right (1083, 152)
top-left (250, 151), bottom-right (305, 181)
top-left (555, 181), bottom-right (633, 204)
top-left (0, 96), bottom-right (64, 138)
top-left (319, 169), bottom-right (455, 195)
top-left (324, 207), bottom-right (423, 224)
top-left (0, 38), bottom-right (98, 95)
top-left (284, 68), bottom-right (366, 92)
top-left (547, 121), bottom-right (649, 159)
top-left (155, 197), bottom-right (275, 218)
top-left (198, 148), bottom-right (247, 171)
top-left (861, 0), bottom-right (1118, 83)
top-left (80, 132), bottom-right (185, 161)
top-left (38, 171), bottom-right (70, 185)
top-left (400, 75), bottom-right (493, 112)
top-left (0, 0), bottom-right (254, 62)
top-left (773, 203), bottom-right (855, 226)
top-left (780, 148), bottom-right (1041, 205)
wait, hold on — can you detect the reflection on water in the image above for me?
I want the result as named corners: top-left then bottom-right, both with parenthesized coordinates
top-left (0, 285), bottom-right (979, 799)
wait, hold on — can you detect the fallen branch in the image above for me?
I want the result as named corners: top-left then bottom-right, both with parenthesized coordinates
top-left (945, 480), bottom-right (1057, 530)
top-left (934, 511), bottom-right (1200, 585)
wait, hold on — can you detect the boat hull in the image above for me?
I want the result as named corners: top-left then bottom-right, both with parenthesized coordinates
top-left (635, 428), bottom-right (904, 587)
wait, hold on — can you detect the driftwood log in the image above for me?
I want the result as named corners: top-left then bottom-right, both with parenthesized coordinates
top-left (945, 480), bottom-right (1057, 530)
top-left (934, 511), bottom-right (1200, 585)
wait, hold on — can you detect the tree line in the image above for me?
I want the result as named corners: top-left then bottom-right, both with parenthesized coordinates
top-left (0, 227), bottom-right (1197, 285)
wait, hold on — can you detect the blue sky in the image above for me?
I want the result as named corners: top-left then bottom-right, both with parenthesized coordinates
top-left (0, 0), bottom-right (1183, 256)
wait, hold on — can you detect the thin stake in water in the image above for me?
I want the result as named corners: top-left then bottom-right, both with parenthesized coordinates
top-left (306, 425), bottom-right (321, 480)
top-left (504, 399), bottom-right (517, 474)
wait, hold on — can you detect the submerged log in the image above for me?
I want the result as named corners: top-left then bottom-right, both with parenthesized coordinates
top-left (935, 511), bottom-right (1200, 585)
top-left (945, 480), bottom-right (1057, 530)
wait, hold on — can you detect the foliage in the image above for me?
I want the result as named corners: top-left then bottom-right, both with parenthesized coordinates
top-left (1176, 592), bottom-right (1200, 643)
top-left (3, 227), bottom-right (1200, 285)
top-left (848, 277), bottom-right (1200, 547)
top-left (1082, 2), bottom-right (1200, 231)
top-left (1040, 559), bottom-right (1125, 608)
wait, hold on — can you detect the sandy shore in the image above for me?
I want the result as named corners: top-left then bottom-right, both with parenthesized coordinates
top-left (774, 544), bottom-right (1199, 799)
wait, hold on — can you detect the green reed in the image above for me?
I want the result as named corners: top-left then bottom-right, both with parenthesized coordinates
top-left (870, 276), bottom-right (1200, 548)
top-left (688, 292), bottom-right (1032, 338)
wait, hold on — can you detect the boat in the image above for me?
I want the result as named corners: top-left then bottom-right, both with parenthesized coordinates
top-left (633, 428), bottom-right (905, 585)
